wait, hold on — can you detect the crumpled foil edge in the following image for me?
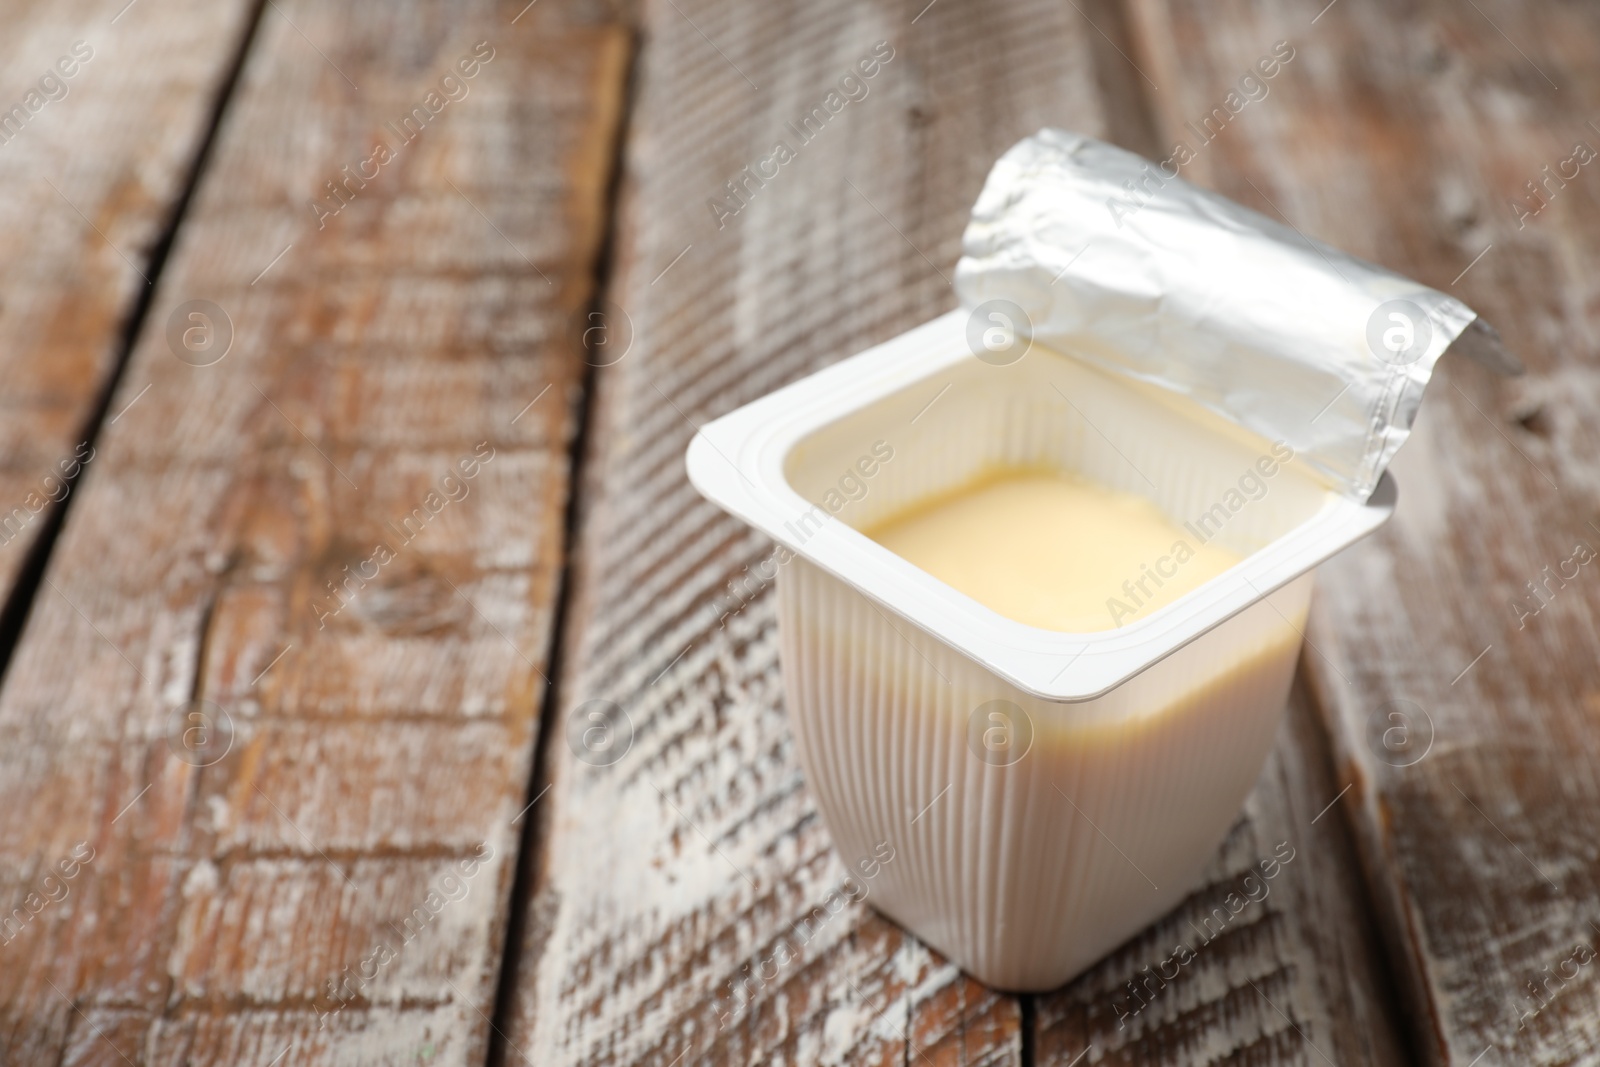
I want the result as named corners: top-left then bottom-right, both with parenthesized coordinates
top-left (954, 129), bottom-right (1518, 502)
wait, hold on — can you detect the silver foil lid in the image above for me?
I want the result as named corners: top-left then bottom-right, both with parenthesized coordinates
top-left (954, 129), bottom-right (1519, 502)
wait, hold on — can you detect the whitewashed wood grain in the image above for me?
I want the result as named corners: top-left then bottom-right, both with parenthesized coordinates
top-left (0, 1), bottom-right (629, 1063)
top-left (0, 0), bottom-right (258, 609)
top-left (1125, 0), bottom-right (1600, 1061)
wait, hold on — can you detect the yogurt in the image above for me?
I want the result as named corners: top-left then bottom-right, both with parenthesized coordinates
top-left (864, 469), bottom-right (1240, 633)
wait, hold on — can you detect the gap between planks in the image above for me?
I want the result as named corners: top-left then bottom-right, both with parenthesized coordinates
top-left (0, 0), bottom-right (271, 693)
top-left (482, 18), bottom-right (642, 1067)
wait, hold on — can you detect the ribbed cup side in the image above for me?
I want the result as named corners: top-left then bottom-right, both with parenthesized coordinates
top-left (778, 556), bottom-right (1310, 991)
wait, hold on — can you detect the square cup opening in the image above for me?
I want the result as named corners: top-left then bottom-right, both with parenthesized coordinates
top-left (781, 336), bottom-right (1334, 635)
top-left (689, 310), bottom-right (1392, 701)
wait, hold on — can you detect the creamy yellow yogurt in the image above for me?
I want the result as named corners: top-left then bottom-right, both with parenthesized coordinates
top-left (863, 469), bottom-right (1240, 631)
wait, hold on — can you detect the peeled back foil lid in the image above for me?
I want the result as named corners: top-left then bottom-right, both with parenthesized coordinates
top-left (954, 129), bottom-right (1520, 502)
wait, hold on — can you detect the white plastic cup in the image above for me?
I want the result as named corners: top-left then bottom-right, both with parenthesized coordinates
top-left (688, 310), bottom-right (1393, 990)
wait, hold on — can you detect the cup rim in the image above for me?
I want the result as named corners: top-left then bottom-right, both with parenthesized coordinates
top-left (687, 310), bottom-right (1394, 702)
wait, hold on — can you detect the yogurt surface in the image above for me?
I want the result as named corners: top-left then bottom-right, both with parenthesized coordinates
top-left (863, 468), bottom-right (1240, 632)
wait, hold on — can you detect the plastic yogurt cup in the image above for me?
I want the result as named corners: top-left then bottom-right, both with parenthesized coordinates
top-left (686, 130), bottom-right (1514, 990)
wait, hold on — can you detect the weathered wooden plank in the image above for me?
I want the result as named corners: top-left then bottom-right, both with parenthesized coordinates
top-left (0, 1), bottom-right (628, 1064)
top-left (498, 2), bottom-right (1407, 1065)
top-left (0, 0), bottom-right (258, 620)
top-left (1121, 0), bottom-right (1600, 1062)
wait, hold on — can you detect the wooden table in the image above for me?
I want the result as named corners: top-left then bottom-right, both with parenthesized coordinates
top-left (0, 0), bottom-right (1594, 1063)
